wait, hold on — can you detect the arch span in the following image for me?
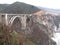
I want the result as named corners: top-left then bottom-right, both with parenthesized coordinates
top-left (11, 17), bottom-right (22, 33)
top-left (9, 16), bottom-right (22, 26)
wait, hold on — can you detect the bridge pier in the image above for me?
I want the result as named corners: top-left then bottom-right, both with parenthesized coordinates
top-left (21, 15), bottom-right (26, 30)
top-left (2, 14), bottom-right (8, 26)
top-left (2, 15), bottom-right (6, 25)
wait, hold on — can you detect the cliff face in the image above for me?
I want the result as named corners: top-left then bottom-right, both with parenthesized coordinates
top-left (26, 14), bottom-right (56, 45)
top-left (27, 14), bottom-right (56, 36)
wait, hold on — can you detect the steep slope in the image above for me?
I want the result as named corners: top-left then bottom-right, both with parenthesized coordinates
top-left (0, 4), bottom-right (9, 12)
top-left (1, 2), bottom-right (40, 14)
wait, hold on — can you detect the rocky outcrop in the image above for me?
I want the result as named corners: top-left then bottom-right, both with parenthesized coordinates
top-left (26, 14), bottom-right (56, 45)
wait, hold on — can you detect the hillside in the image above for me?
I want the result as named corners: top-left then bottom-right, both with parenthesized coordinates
top-left (0, 4), bottom-right (9, 12)
top-left (0, 2), bottom-right (40, 14)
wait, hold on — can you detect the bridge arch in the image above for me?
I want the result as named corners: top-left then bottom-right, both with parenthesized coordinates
top-left (9, 16), bottom-right (22, 26)
top-left (10, 16), bottom-right (22, 33)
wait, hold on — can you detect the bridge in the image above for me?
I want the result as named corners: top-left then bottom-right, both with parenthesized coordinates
top-left (2, 14), bottom-right (32, 29)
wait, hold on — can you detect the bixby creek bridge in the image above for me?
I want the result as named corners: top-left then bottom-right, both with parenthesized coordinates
top-left (2, 14), bottom-right (31, 29)
top-left (0, 13), bottom-right (56, 45)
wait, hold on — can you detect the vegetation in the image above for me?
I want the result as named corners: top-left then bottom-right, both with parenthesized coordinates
top-left (0, 4), bottom-right (9, 12)
top-left (0, 23), bottom-right (36, 45)
top-left (0, 2), bottom-right (40, 14)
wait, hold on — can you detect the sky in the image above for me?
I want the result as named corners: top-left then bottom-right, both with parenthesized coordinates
top-left (0, 0), bottom-right (60, 9)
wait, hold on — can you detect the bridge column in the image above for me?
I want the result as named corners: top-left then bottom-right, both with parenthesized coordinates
top-left (21, 15), bottom-right (26, 30)
top-left (2, 15), bottom-right (6, 25)
top-left (2, 14), bottom-right (8, 26)
top-left (5, 14), bottom-right (8, 26)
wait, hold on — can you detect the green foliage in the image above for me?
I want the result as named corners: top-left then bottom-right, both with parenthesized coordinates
top-left (0, 4), bottom-right (9, 12)
top-left (0, 2), bottom-right (40, 14)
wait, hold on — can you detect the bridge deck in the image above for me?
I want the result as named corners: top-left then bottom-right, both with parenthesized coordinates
top-left (0, 13), bottom-right (32, 16)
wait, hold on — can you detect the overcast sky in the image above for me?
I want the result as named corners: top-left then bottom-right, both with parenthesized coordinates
top-left (0, 0), bottom-right (60, 9)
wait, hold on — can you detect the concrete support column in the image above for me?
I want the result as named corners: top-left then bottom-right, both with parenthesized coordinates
top-left (5, 14), bottom-right (8, 26)
top-left (21, 15), bottom-right (26, 30)
top-left (2, 15), bottom-right (6, 25)
top-left (2, 14), bottom-right (8, 26)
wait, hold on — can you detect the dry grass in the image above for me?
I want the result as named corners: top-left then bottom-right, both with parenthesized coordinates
top-left (0, 23), bottom-right (36, 45)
